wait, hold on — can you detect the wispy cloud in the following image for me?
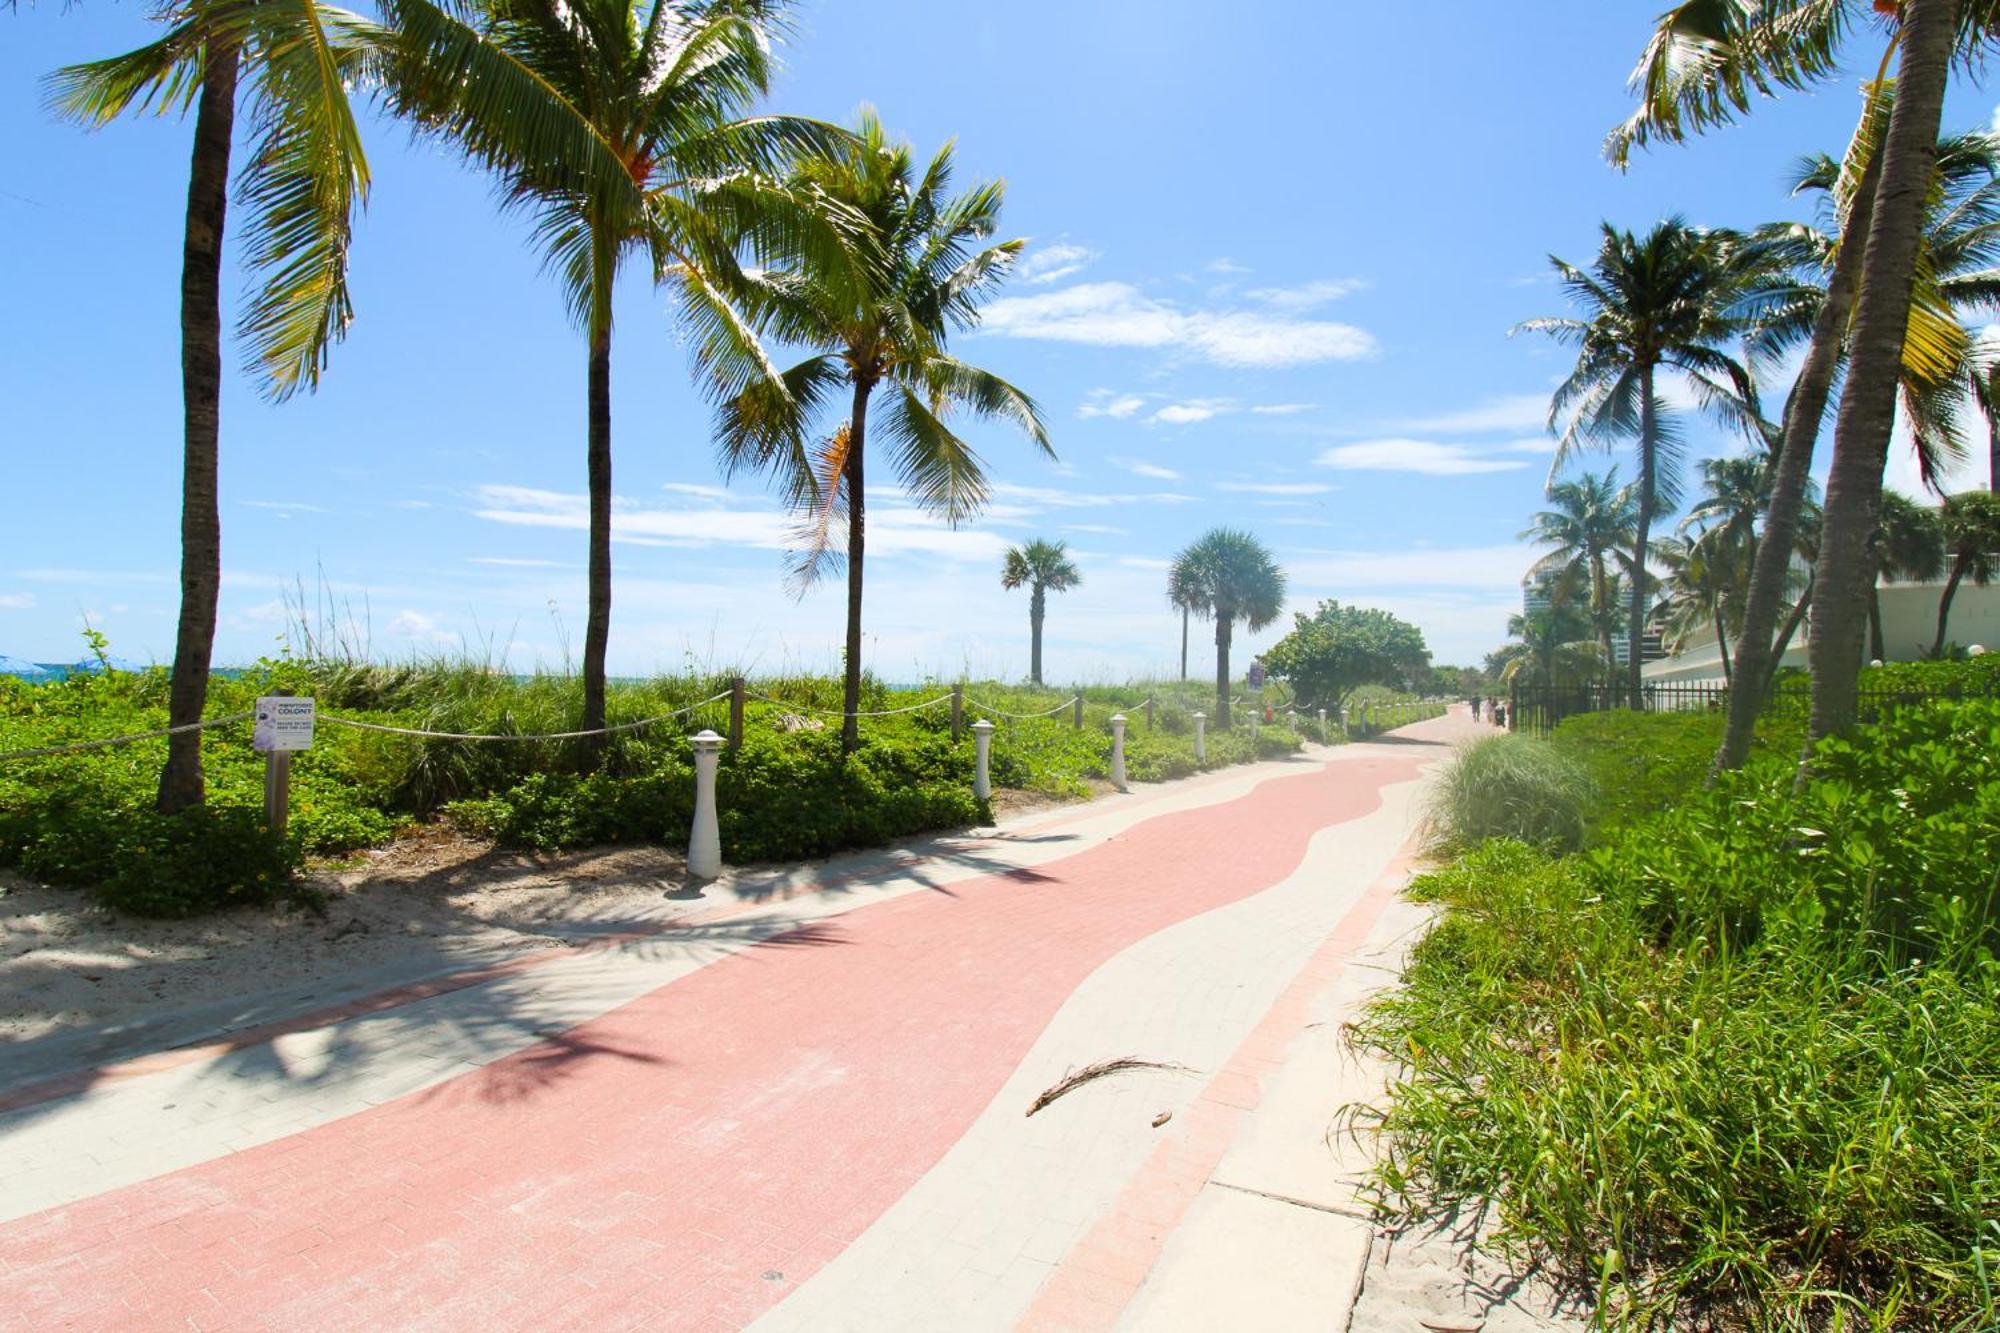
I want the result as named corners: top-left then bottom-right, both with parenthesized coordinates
top-left (469, 557), bottom-right (574, 569)
top-left (1018, 241), bottom-right (1098, 285)
top-left (1077, 389), bottom-right (1147, 419)
top-left (1315, 439), bottom-right (1529, 476)
top-left (1151, 398), bottom-right (1229, 425)
top-left (979, 282), bottom-right (1378, 368)
top-left (388, 499), bottom-right (435, 510)
top-left (661, 482), bottom-right (732, 500)
top-left (991, 482), bottom-right (1196, 509)
top-left (1388, 393), bottom-right (1551, 435)
top-left (1110, 456), bottom-right (1183, 480)
top-left (1216, 481), bottom-right (1336, 495)
top-left (1284, 544), bottom-right (1535, 591)
top-left (243, 500), bottom-right (325, 516)
top-left (1250, 403), bottom-right (1315, 416)
top-left (0, 592), bottom-right (34, 610)
top-left (1205, 258), bottom-right (1250, 275)
top-left (1061, 523), bottom-right (1129, 536)
top-left (1244, 278), bottom-right (1366, 311)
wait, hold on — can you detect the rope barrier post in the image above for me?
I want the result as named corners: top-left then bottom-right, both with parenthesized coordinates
top-left (728, 676), bottom-right (745, 751)
top-left (971, 718), bottom-right (994, 802)
top-left (1192, 710), bottom-right (1206, 763)
top-left (1317, 707), bottom-right (1327, 743)
top-left (257, 690), bottom-right (296, 841)
top-left (1144, 697), bottom-right (1154, 731)
top-left (1072, 695), bottom-right (1083, 730)
top-left (1109, 714), bottom-right (1128, 791)
top-left (951, 684), bottom-right (963, 742)
top-left (688, 730), bottom-right (724, 879)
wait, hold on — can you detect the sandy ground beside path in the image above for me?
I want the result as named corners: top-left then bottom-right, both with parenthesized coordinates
top-left (0, 786), bottom-right (1090, 1052)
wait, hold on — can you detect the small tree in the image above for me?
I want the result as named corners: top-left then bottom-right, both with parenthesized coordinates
top-left (1932, 490), bottom-right (2000, 657)
top-left (1000, 539), bottom-right (1081, 686)
top-left (1262, 601), bottom-right (1431, 710)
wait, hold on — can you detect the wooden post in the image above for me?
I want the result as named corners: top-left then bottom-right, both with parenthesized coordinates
top-left (262, 688), bottom-right (292, 839)
top-left (1073, 695), bottom-right (1083, 730)
top-left (1144, 697), bottom-right (1154, 731)
top-left (728, 675), bottom-right (745, 751)
top-left (951, 683), bottom-right (963, 742)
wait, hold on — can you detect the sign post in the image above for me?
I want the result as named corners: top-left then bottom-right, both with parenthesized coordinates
top-left (253, 693), bottom-right (315, 838)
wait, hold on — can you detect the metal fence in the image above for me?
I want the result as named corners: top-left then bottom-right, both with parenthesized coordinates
top-left (1503, 679), bottom-right (1998, 739)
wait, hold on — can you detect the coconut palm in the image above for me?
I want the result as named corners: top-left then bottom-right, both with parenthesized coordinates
top-left (1653, 532), bottom-right (1746, 686)
top-left (1522, 470), bottom-right (1638, 679)
top-left (1490, 605), bottom-right (1601, 690)
top-left (388, 0), bottom-right (838, 752)
top-left (1171, 529), bottom-right (1288, 727)
top-left (1932, 489), bottom-right (2000, 655)
top-left (711, 112), bottom-right (1052, 752)
top-left (1871, 489), bottom-right (1946, 659)
top-left (1001, 540), bottom-right (1080, 686)
top-left (1166, 550), bottom-right (1206, 680)
top-left (1969, 349), bottom-right (2000, 491)
top-left (1610, 0), bottom-right (1982, 759)
top-left (1522, 218), bottom-right (1763, 711)
top-left (50, 0), bottom-right (379, 812)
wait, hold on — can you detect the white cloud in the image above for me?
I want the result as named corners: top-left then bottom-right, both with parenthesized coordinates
top-left (990, 482), bottom-right (1196, 508)
top-left (1205, 258), bottom-right (1251, 275)
top-left (979, 282), bottom-right (1378, 368)
top-left (0, 593), bottom-right (33, 610)
top-left (1151, 399), bottom-right (1229, 425)
top-left (1078, 390), bottom-right (1147, 419)
top-left (1501, 436), bottom-right (1558, 454)
top-left (1315, 439), bottom-right (1529, 476)
top-left (388, 499), bottom-right (435, 510)
top-left (1018, 242), bottom-right (1098, 285)
top-left (470, 557), bottom-right (574, 568)
top-left (1244, 278), bottom-right (1366, 311)
top-left (1283, 544), bottom-right (1536, 591)
top-left (1251, 403), bottom-right (1315, 416)
top-left (388, 609), bottom-right (450, 640)
top-left (1216, 481), bottom-right (1336, 495)
top-left (243, 500), bottom-right (324, 516)
top-left (1388, 393), bottom-right (1552, 435)
top-left (661, 482), bottom-right (732, 500)
top-left (1061, 523), bottom-right (1128, 536)
top-left (1110, 457), bottom-right (1183, 481)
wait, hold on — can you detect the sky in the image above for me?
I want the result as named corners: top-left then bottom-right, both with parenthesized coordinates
top-left (3, 1), bottom-right (1996, 680)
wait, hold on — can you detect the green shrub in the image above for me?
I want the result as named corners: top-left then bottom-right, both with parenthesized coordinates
top-left (1422, 734), bottom-right (1596, 852)
top-left (11, 801), bottom-right (302, 918)
top-left (1357, 701), bottom-right (2000, 1327)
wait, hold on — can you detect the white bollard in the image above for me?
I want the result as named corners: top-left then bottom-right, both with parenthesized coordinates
top-left (1110, 713), bottom-right (1128, 790)
top-left (688, 729), bottom-right (723, 879)
top-left (1286, 708), bottom-right (1297, 733)
top-left (1317, 707), bottom-right (1327, 743)
top-left (972, 718), bottom-right (995, 800)
top-left (1192, 710), bottom-right (1206, 762)
top-left (1972, 644), bottom-right (1988, 656)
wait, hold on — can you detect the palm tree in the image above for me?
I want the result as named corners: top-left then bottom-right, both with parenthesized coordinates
top-left (1932, 489), bottom-right (2000, 655)
top-left (1522, 218), bottom-right (1762, 711)
top-left (1170, 529), bottom-right (1288, 727)
top-left (1001, 540), bottom-right (1080, 686)
top-left (1609, 0), bottom-right (1986, 761)
top-left (1491, 605), bottom-right (1601, 690)
top-left (389, 0), bottom-right (836, 752)
top-left (1166, 550), bottom-right (1206, 680)
top-left (1653, 532), bottom-right (1745, 687)
top-left (1521, 470), bottom-right (1638, 678)
top-left (1871, 489), bottom-right (1946, 660)
top-left (711, 113), bottom-right (1052, 752)
top-left (51, 0), bottom-right (379, 813)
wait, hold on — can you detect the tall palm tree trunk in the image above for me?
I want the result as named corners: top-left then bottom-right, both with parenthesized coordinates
top-left (1213, 615), bottom-right (1232, 728)
top-left (580, 230), bottom-right (614, 759)
top-left (841, 381), bottom-right (872, 754)
top-left (1627, 369), bottom-right (1658, 712)
top-left (1591, 552), bottom-right (1613, 684)
top-left (1712, 142), bottom-right (1883, 775)
top-left (1029, 585), bottom-right (1045, 685)
top-left (1808, 0), bottom-right (1958, 750)
top-left (1931, 554), bottom-right (1970, 656)
top-left (158, 40), bottom-right (240, 816)
top-left (1714, 598), bottom-right (1733, 688)
top-left (1768, 578), bottom-right (1813, 686)
top-left (1179, 607), bottom-right (1188, 681)
top-left (1989, 408), bottom-right (1998, 492)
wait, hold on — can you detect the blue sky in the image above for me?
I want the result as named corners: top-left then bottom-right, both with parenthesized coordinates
top-left (4, 1), bottom-right (1996, 678)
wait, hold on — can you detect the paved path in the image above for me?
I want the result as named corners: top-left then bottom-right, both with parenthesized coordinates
top-left (0, 710), bottom-right (1485, 1331)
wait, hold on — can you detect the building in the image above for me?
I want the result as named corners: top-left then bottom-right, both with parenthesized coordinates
top-left (1641, 582), bottom-right (2000, 685)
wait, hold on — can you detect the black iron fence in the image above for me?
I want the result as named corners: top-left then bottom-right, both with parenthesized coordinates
top-left (1503, 679), bottom-right (1997, 739)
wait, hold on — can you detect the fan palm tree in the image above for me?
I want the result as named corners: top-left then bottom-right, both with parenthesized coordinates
top-left (711, 112), bottom-right (1052, 752)
top-left (1522, 470), bottom-right (1638, 678)
top-left (1932, 489), bottom-right (2000, 655)
top-left (387, 0), bottom-right (839, 752)
top-left (1871, 489), bottom-right (1946, 659)
top-left (1609, 0), bottom-right (1981, 758)
top-left (50, 0), bottom-right (379, 813)
top-left (1521, 218), bottom-right (1763, 710)
top-left (1170, 529), bottom-right (1288, 727)
top-left (1166, 550), bottom-right (1206, 680)
top-left (1000, 540), bottom-right (1080, 686)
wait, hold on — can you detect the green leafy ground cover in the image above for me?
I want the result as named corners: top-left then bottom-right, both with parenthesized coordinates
top-left (1357, 670), bottom-right (2000, 1330)
top-left (0, 661), bottom-right (1313, 917)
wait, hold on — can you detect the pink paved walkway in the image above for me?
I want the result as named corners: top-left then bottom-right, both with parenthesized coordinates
top-left (0, 751), bottom-right (1427, 1332)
